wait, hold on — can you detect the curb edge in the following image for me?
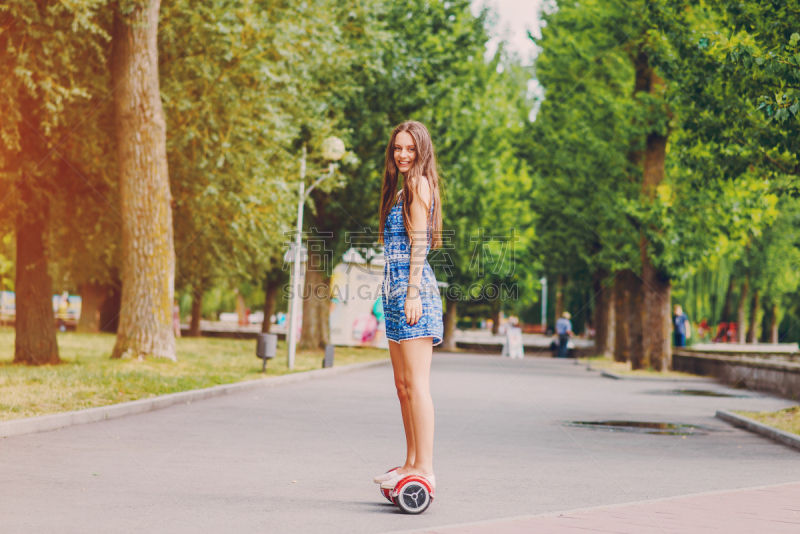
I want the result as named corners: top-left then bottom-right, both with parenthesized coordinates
top-left (716, 409), bottom-right (800, 452)
top-left (599, 369), bottom-right (710, 382)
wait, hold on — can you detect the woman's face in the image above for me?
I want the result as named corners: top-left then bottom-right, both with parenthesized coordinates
top-left (393, 131), bottom-right (416, 174)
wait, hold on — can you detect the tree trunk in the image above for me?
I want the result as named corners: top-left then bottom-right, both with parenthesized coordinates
top-left (639, 64), bottom-right (671, 371)
top-left (613, 270), bottom-right (633, 363)
top-left (606, 284), bottom-right (615, 356)
top-left (737, 278), bottom-right (749, 344)
top-left (299, 268), bottom-right (329, 350)
top-left (14, 196), bottom-right (60, 365)
top-left (189, 290), bottom-right (203, 337)
top-left (441, 295), bottom-right (457, 351)
top-left (490, 300), bottom-right (501, 335)
top-left (262, 277), bottom-right (280, 334)
top-left (593, 270), bottom-right (614, 357)
top-left (720, 277), bottom-right (735, 323)
top-left (235, 292), bottom-right (247, 325)
top-left (99, 282), bottom-right (121, 333)
top-left (746, 288), bottom-right (759, 344)
top-left (770, 304), bottom-right (779, 344)
top-left (554, 274), bottom-right (566, 320)
top-left (613, 270), bottom-right (645, 369)
top-left (110, 1), bottom-right (176, 360)
top-left (629, 44), bottom-right (672, 371)
top-left (640, 251), bottom-right (671, 371)
top-left (629, 277), bottom-right (645, 370)
top-left (77, 283), bottom-right (107, 334)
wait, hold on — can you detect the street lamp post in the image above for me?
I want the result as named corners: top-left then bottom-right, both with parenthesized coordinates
top-left (540, 277), bottom-right (548, 332)
top-left (286, 147), bottom-right (307, 370)
top-left (286, 138), bottom-right (345, 369)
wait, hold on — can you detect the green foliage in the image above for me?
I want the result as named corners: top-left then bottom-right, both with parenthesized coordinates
top-left (528, 0), bottom-right (797, 337)
top-left (335, 0), bottom-right (536, 314)
top-left (527, 0), bottom-right (645, 297)
top-left (651, 1), bottom-right (800, 189)
top-left (160, 0), bottom-right (369, 297)
top-left (0, 1), bottom-right (118, 290)
top-left (5, 0), bottom-right (799, 341)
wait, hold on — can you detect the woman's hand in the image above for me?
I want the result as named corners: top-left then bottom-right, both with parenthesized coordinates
top-left (405, 285), bottom-right (423, 325)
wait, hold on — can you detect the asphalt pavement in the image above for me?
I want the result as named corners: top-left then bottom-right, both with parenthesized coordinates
top-left (1, 354), bottom-right (798, 533)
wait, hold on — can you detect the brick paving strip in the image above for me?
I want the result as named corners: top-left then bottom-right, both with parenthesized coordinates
top-left (403, 482), bottom-right (800, 534)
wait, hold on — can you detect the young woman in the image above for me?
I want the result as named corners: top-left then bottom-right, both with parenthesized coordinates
top-left (374, 121), bottom-right (444, 492)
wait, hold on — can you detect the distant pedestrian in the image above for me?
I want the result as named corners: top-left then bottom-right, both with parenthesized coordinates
top-left (173, 299), bottom-right (181, 339)
top-left (556, 312), bottom-right (573, 358)
top-left (672, 304), bottom-right (691, 347)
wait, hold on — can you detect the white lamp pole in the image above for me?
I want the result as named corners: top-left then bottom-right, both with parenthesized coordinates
top-left (286, 138), bottom-right (345, 370)
top-left (540, 277), bottom-right (548, 331)
top-left (286, 146), bottom-right (307, 370)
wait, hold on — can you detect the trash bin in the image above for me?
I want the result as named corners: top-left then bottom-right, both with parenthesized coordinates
top-left (256, 333), bottom-right (278, 372)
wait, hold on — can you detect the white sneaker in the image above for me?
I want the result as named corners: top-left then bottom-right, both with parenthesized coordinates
top-left (373, 467), bottom-right (399, 484)
top-left (379, 469), bottom-right (404, 490)
top-left (384, 473), bottom-right (436, 492)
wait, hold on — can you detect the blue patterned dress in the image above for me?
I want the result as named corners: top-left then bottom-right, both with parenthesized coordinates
top-left (382, 188), bottom-right (444, 346)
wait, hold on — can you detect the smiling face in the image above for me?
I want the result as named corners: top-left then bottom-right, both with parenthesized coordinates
top-left (393, 131), bottom-right (417, 174)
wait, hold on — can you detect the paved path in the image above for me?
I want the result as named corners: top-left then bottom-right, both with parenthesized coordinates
top-left (1, 354), bottom-right (798, 533)
top-left (409, 482), bottom-right (800, 533)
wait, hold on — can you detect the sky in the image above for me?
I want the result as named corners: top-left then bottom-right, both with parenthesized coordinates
top-left (471, 0), bottom-right (544, 64)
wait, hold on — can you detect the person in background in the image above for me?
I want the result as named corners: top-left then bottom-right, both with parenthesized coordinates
top-left (697, 318), bottom-right (709, 341)
top-left (173, 299), bottom-right (181, 339)
top-left (556, 311), bottom-right (573, 358)
top-left (672, 304), bottom-right (691, 347)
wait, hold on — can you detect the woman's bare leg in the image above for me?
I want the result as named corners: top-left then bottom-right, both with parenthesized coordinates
top-left (400, 337), bottom-right (434, 477)
top-left (389, 340), bottom-right (415, 473)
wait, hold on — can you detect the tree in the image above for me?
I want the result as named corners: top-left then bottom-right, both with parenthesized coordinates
top-left (528, 0), bottom-right (644, 358)
top-left (332, 0), bottom-right (534, 350)
top-left (1, 1), bottom-right (110, 364)
top-left (111, 0), bottom-right (176, 360)
top-left (528, 0), bottom-right (785, 369)
top-left (157, 0), bottom-right (366, 348)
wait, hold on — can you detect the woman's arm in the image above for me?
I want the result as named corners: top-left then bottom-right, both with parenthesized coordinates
top-left (405, 177), bottom-right (432, 325)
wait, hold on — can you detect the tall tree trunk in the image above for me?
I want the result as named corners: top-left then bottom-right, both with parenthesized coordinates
top-left (554, 274), bottom-right (566, 320)
top-left (189, 289), bottom-right (203, 337)
top-left (770, 303), bottom-right (779, 344)
top-left (613, 269), bottom-right (643, 366)
top-left (110, 1), bottom-right (176, 360)
top-left (746, 288), bottom-right (759, 344)
top-left (262, 276), bottom-right (280, 334)
top-left (606, 283), bottom-right (615, 356)
top-left (441, 294), bottom-right (457, 351)
top-left (720, 277), bottom-right (735, 323)
top-left (14, 193), bottom-right (60, 365)
top-left (77, 283), bottom-right (107, 334)
top-left (490, 299), bottom-right (501, 335)
top-left (613, 270), bottom-right (633, 363)
top-left (99, 282), bottom-right (121, 333)
top-left (639, 65), bottom-right (671, 371)
top-left (299, 268), bottom-right (329, 350)
top-left (627, 272), bottom-right (645, 370)
top-left (737, 278), bottom-right (749, 344)
top-left (640, 250), bottom-right (671, 371)
top-left (593, 270), bottom-right (614, 357)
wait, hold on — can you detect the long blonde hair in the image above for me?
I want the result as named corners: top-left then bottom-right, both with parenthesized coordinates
top-left (378, 121), bottom-right (443, 249)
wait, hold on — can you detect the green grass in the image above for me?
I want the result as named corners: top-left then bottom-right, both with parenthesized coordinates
top-left (0, 327), bottom-right (388, 421)
top-left (578, 355), bottom-right (701, 379)
top-left (738, 406), bottom-right (800, 436)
